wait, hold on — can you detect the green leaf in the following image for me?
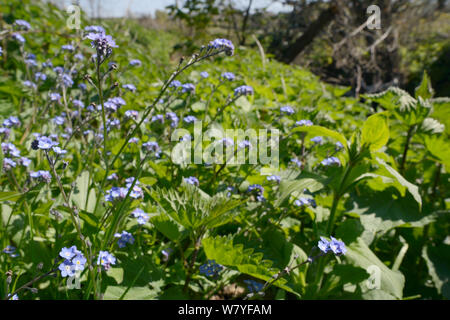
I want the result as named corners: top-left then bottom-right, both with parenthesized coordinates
top-left (150, 214), bottom-right (182, 241)
top-left (348, 190), bottom-right (434, 235)
top-left (191, 101), bottom-right (206, 112)
top-left (415, 71), bottom-right (434, 100)
top-left (202, 235), bottom-right (300, 296)
top-left (71, 171), bottom-right (97, 212)
top-left (375, 158), bottom-right (422, 209)
top-left (422, 243), bottom-right (450, 299)
top-left (345, 237), bottom-right (405, 299)
top-left (0, 191), bottom-right (22, 202)
top-left (361, 113), bottom-right (389, 151)
top-left (292, 125), bottom-right (348, 150)
top-left (275, 172), bottom-right (326, 207)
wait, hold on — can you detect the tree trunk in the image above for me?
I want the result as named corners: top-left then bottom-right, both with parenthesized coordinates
top-left (281, 1), bottom-right (339, 64)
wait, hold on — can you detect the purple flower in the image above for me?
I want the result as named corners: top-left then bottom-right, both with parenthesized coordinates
top-left (60, 74), bottom-right (73, 87)
top-left (280, 105), bottom-right (295, 115)
top-left (36, 136), bottom-right (58, 150)
top-left (199, 259), bottom-right (223, 277)
top-left (52, 116), bottom-right (65, 125)
top-left (18, 157), bottom-right (31, 167)
top-left (310, 136), bottom-right (323, 145)
top-left (321, 156), bottom-right (341, 167)
top-left (74, 53), bottom-right (84, 61)
top-left (169, 80), bottom-right (181, 88)
top-left (2, 116), bottom-right (20, 128)
top-left (295, 119), bottom-right (313, 127)
top-left (267, 175), bottom-right (281, 183)
top-left (290, 158), bottom-right (302, 167)
top-left (294, 197), bottom-right (315, 207)
top-left (124, 110), bottom-right (139, 120)
top-left (23, 80), bottom-right (36, 89)
top-left (52, 146), bottom-right (67, 155)
top-left (234, 85), bottom-right (254, 96)
top-left (29, 170), bottom-right (52, 183)
top-left (107, 173), bottom-right (118, 180)
top-left (244, 280), bottom-right (264, 293)
top-left (248, 184), bottom-right (264, 194)
top-left (14, 19), bottom-right (31, 30)
top-left (209, 38), bottom-right (235, 56)
top-left (61, 44), bottom-right (75, 52)
top-left (0, 46), bottom-right (2, 57)
top-left (59, 246), bottom-right (76, 260)
top-left (73, 100), bottom-right (84, 109)
top-left (181, 83), bottom-right (195, 93)
top-left (1, 142), bottom-right (21, 157)
top-left (184, 176), bottom-right (199, 186)
top-left (123, 84), bottom-right (136, 92)
top-left (151, 114), bottom-right (164, 123)
top-left (165, 112), bottom-right (179, 128)
top-left (50, 92), bottom-right (61, 103)
top-left (335, 142), bottom-right (344, 151)
top-left (129, 59), bottom-right (142, 67)
top-left (72, 254), bottom-right (87, 271)
top-left (84, 25), bottom-right (105, 33)
top-left (58, 259), bottom-right (76, 277)
top-left (238, 140), bottom-right (252, 149)
top-left (85, 31), bottom-right (118, 59)
top-left (221, 72), bottom-right (236, 81)
top-left (318, 236), bottom-right (346, 255)
top-left (200, 71), bottom-right (209, 78)
top-left (131, 208), bottom-right (149, 225)
top-left (97, 251), bottom-right (116, 270)
top-left (12, 33), bottom-right (25, 44)
top-left (142, 141), bottom-right (161, 157)
top-left (35, 72), bottom-right (47, 82)
top-left (3, 158), bottom-right (16, 170)
top-left (114, 231), bottom-right (135, 248)
top-left (183, 115), bottom-right (197, 123)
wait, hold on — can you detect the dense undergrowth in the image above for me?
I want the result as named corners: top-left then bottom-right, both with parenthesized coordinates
top-left (0, 0), bottom-right (449, 300)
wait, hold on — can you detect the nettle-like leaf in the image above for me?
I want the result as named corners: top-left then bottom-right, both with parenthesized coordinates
top-left (419, 118), bottom-right (445, 134)
top-left (415, 71), bottom-right (434, 100)
top-left (151, 185), bottom-right (242, 231)
top-left (202, 235), bottom-right (300, 297)
top-left (430, 97), bottom-right (450, 136)
top-left (424, 135), bottom-right (450, 170)
top-left (361, 113), bottom-right (389, 151)
top-left (365, 87), bottom-right (417, 112)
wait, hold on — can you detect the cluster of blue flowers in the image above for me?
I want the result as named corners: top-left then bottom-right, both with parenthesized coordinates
top-left (58, 246), bottom-right (87, 277)
top-left (234, 85), bottom-right (254, 96)
top-left (221, 72), bottom-right (236, 81)
top-left (142, 141), bottom-right (161, 158)
top-left (3, 245), bottom-right (19, 258)
top-left (321, 156), bottom-right (341, 167)
top-left (97, 250), bottom-right (116, 270)
top-left (244, 279), bottom-right (264, 293)
top-left (184, 176), bottom-right (200, 186)
top-left (295, 119), bottom-right (313, 127)
top-left (267, 175), bottom-right (281, 183)
top-left (29, 170), bottom-right (52, 183)
top-left (280, 105), bottom-right (295, 115)
top-left (310, 136), bottom-right (323, 145)
top-left (318, 236), bottom-right (347, 255)
top-left (105, 177), bottom-right (144, 202)
top-left (208, 38), bottom-right (235, 56)
top-left (85, 26), bottom-right (118, 59)
top-left (248, 184), bottom-right (265, 202)
top-left (199, 259), bottom-right (223, 277)
top-left (114, 231), bottom-right (135, 248)
top-left (294, 197), bottom-right (316, 208)
top-left (131, 208), bottom-right (150, 225)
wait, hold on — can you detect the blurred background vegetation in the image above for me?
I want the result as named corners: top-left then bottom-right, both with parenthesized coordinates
top-left (43, 0), bottom-right (449, 97)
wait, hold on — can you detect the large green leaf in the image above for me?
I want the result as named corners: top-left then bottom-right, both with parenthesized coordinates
top-left (422, 243), bottom-right (450, 299)
top-left (275, 172), bottom-right (326, 207)
top-left (345, 237), bottom-right (405, 299)
top-left (70, 171), bottom-right (97, 212)
top-left (347, 190), bottom-right (434, 235)
top-left (361, 113), bottom-right (389, 151)
top-left (292, 125), bottom-right (348, 150)
top-left (375, 158), bottom-right (422, 208)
